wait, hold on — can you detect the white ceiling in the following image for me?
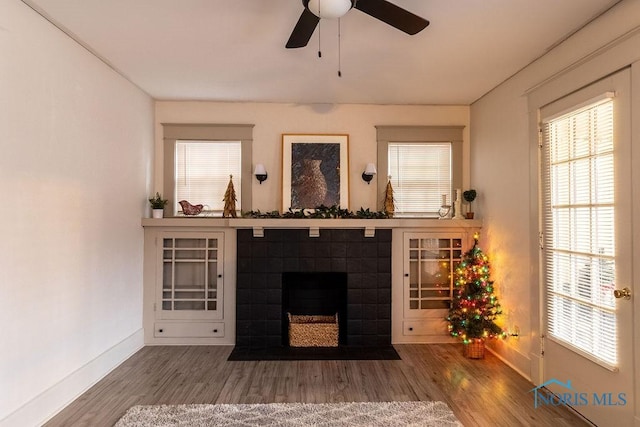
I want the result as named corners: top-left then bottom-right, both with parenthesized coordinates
top-left (24, 0), bottom-right (620, 105)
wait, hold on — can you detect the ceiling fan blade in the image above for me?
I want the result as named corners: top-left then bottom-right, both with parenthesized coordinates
top-left (354, 0), bottom-right (429, 35)
top-left (286, 8), bottom-right (321, 48)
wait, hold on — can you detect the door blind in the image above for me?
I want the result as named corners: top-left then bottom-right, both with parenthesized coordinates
top-left (541, 96), bottom-right (617, 367)
top-left (388, 143), bottom-right (451, 217)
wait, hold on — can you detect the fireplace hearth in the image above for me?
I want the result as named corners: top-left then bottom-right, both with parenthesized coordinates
top-left (230, 228), bottom-right (396, 360)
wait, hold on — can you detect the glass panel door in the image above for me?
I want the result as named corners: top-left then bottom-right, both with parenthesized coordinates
top-left (539, 69), bottom-right (633, 426)
top-left (404, 233), bottom-right (462, 318)
top-left (158, 232), bottom-right (223, 320)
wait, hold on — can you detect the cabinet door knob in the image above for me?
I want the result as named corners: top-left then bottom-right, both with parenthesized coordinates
top-left (213, 329), bottom-right (218, 333)
top-left (408, 327), bottom-right (413, 331)
top-left (158, 328), bottom-right (163, 333)
top-left (218, 274), bottom-right (222, 278)
top-left (404, 273), bottom-right (409, 277)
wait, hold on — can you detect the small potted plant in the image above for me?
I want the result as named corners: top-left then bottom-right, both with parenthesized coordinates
top-left (463, 189), bottom-right (477, 219)
top-left (148, 192), bottom-right (168, 218)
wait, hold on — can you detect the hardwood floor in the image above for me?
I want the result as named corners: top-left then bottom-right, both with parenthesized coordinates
top-left (44, 344), bottom-right (591, 427)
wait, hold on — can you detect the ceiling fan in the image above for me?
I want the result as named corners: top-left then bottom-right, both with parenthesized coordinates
top-left (286, 0), bottom-right (429, 48)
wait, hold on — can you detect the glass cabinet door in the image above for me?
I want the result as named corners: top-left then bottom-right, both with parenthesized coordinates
top-left (158, 233), bottom-right (224, 320)
top-left (404, 233), bottom-right (462, 318)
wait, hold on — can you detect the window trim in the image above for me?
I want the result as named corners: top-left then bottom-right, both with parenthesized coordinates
top-left (376, 126), bottom-right (464, 212)
top-left (162, 123), bottom-right (254, 216)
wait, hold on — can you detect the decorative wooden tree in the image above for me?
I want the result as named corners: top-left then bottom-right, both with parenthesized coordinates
top-left (447, 233), bottom-right (505, 358)
top-left (222, 175), bottom-right (237, 218)
top-left (383, 177), bottom-right (395, 217)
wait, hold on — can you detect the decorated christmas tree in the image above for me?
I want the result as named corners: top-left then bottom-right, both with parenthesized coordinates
top-left (447, 233), bottom-right (505, 357)
top-left (222, 175), bottom-right (237, 218)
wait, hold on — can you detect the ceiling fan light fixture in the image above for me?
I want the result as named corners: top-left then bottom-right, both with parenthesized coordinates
top-left (307, 0), bottom-right (353, 19)
top-left (287, 0), bottom-right (429, 49)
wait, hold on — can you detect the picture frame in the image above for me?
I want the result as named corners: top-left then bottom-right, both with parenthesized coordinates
top-left (282, 134), bottom-right (350, 212)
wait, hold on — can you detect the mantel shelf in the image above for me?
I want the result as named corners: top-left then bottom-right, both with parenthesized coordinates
top-left (142, 217), bottom-right (482, 238)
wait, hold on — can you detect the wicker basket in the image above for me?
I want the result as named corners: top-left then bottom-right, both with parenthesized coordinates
top-left (288, 313), bottom-right (339, 347)
top-left (463, 338), bottom-right (485, 359)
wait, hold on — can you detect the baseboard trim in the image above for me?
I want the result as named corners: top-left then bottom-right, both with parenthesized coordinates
top-left (486, 345), bottom-right (531, 382)
top-left (1, 328), bottom-right (144, 427)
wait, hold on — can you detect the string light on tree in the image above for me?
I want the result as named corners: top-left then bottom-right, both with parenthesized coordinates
top-left (447, 232), bottom-right (506, 358)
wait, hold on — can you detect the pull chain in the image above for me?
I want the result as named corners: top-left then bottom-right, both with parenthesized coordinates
top-left (317, 0), bottom-right (322, 57)
top-left (338, 18), bottom-right (342, 77)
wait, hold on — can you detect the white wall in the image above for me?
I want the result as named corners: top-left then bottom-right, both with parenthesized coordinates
top-left (155, 102), bottom-right (470, 212)
top-left (471, 0), bottom-right (640, 379)
top-left (0, 1), bottom-right (154, 425)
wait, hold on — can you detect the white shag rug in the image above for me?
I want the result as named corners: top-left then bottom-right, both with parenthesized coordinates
top-left (115, 401), bottom-right (462, 427)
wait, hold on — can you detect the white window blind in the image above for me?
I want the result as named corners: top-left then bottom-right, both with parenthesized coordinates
top-left (175, 140), bottom-right (241, 214)
top-left (388, 143), bottom-right (451, 216)
top-left (542, 97), bottom-right (617, 367)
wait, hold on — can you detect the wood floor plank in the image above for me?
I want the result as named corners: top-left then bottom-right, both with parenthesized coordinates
top-left (43, 344), bottom-right (592, 427)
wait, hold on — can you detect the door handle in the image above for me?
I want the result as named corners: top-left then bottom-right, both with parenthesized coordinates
top-left (613, 287), bottom-right (631, 300)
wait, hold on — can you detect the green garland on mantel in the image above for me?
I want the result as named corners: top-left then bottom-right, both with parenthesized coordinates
top-left (242, 205), bottom-right (390, 219)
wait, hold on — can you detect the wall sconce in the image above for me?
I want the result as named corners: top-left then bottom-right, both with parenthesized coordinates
top-left (361, 163), bottom-right (377, 184)
top-left (254, 164), bottom-right (268, 184)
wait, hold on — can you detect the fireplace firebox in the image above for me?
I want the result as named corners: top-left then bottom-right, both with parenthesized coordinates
top-left (282, 272), bottom-right (348, 346)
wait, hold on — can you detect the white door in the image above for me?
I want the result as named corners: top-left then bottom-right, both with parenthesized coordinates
top-left (539, 69), bottom-right (634, 426)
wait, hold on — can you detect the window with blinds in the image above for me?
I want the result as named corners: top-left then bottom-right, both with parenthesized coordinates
top-left (541, 96), bottom-right (617, 367)
top-left (175, 140), bottom-right (241, 215)
top-left (388, 143), bottom-right (452, 217)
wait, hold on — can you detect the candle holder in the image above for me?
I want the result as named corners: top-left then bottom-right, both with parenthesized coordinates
top-left (438, 205), bottom-right (451, 219)
top-left (438, 194), bottom-right (451, 219)
top-left (452, 189), bottom-right (465, 220)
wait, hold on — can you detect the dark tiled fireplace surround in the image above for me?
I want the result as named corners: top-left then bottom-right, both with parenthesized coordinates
top-left (232, 228), bottom-right (395, 359)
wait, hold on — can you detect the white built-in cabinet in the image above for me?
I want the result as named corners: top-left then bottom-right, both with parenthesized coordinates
top-left (143, 222), bottom-right (236, 345)
top-left (403, 233), bottom-right (462, 335)
top-left (154, 232), bottom-right (224, 337)
top-left (142, 218), bottom-right (478, 345)
top-left (392, 227), bottom-right (479, 343)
